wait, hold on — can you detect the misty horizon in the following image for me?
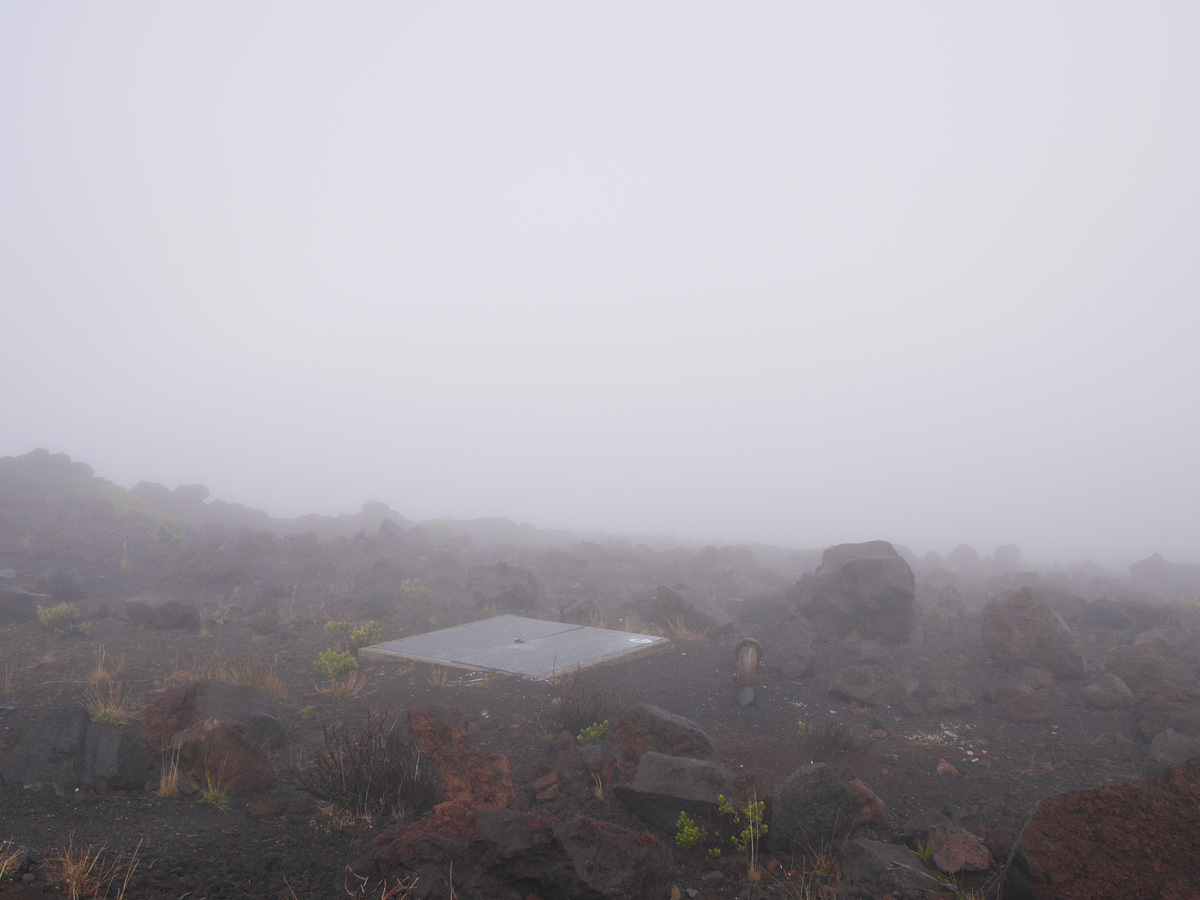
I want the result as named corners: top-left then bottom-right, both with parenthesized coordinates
top-left (3, 5), bottom-right (1198, 567)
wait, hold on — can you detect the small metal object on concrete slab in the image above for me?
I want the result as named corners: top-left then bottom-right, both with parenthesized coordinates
top-left (359, 614), bottom-right (670, 679)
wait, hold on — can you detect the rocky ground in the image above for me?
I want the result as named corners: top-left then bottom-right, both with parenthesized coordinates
top-left (1, 448), bottom-right (1199, 899)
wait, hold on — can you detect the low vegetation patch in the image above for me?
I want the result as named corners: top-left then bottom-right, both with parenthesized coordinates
top-left (548, 666), bottom-right (633, 735)
top-left (47, 839), bottom-right (141, 900)
top-left (324, 621), bottom-right (384, 656)
top-left (82, 681), bottom-right (140, 725)
top-left (314, 649), bottom-right (358, 679)
top-left (295, 707), bottom-right (440, 820)
top-left (213, 656), bottom-right (287, 701)
top-left (37, 603), bottom-right (89, 636)
top-left (197, 767), bottom-right (231, 813)
top-left (576, 719), bottom-right (609, 746)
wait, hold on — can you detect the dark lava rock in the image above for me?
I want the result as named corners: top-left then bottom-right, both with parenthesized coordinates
top-left (613, 751), bottom-right (737, 830)
top-left (799, 541), bottom-right (917, 644)
top-left (768, 762), bottom-right (853, 852)
top-left (357, 807), bottom-right (672, 900)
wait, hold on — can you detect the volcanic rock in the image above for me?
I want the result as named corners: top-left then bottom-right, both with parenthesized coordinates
top-left (980, 589), bottom-right (1084, 678)
top-left (1007, 756), bottom-right (1200, 899)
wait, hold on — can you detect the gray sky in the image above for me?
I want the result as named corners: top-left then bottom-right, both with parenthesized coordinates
top-left (3, 3), bottom-right (1198, 564)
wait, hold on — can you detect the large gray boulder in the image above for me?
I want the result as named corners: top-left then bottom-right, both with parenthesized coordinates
top-left (0, 707), bottom-right (155, 791)
top-left (799, 541), bottom-right (916, 644)
top-left (768, 763), bottom-right (853, 851)
top-left (613, 752), bottom-right (737, 830)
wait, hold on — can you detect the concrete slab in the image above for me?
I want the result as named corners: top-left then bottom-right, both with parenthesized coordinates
top-left (359, 614), bottom-right (669, 679)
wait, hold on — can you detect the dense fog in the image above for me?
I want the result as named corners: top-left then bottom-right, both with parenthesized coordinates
top-left (2, 4), bottom-right (1198, 564)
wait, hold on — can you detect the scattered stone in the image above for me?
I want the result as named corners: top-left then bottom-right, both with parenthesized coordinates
top-left (1134, 686), bottom-right (1200, 741)
top-left (531, 772), bottom-right (560, 803)
top-left (356, 808), bottom-right (672, 899)
top-left (247, 797), bottom-right (289, 821)
top-left (935, 759), bottom-right (959, 776)
top-left (1104, 642), bottom-right (1195, 692)
top-left (845, 778), bottom-right (888, 828)
top-left (898, 811), bottom-right (992, 873)
top-left (828, 665), bottom-right (908, 707)
top-left (1147, 729), bottom-right (1200, 774)
top-left (923, 679), bottom-right (972, 713)
top-left (1079, 673), bottom-right (1135, 709)
top-left (980, 588), bottom-right (1084, 678)
top-left (838, 837), bottom-right (952, 894)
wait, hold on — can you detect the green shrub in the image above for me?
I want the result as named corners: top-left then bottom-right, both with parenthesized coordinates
top-left (400, 579), bottom-right (431, 603)
top-left (37, 603), bottom-right (89, 636)
top-left (314, 649), bottom-right (358, 679)
top-left (675, 811), bottom-right (701, 849)
top-left (324, 620), bottom-right (384, 655)
top-left (576, 719), bottom-right (609, 746)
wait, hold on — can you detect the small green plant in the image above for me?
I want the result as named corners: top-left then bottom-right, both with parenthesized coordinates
top-left (197, 769), bottom-right (231, 812)
top-left (37, 603), bottom-right (89, 636)
top-left (300, 705), bottom-right (316, 718)
top-left (150, 517), bottom-right (186, 544)
top-left (915, 841), bottom-right (935, 867)
top-left (314, 649), bottom-right (358, 679)
top-left (576, 719), bottom-right (609, 746)
top-left (706, 847), bottom-right (721, 860)
top-left (325, 620), bottom-right (384, 655)
top-left (718, 794), bottom-right (768, 883)
top-left (400, 579), bottom-right (431, 603)
top-left (675, 811), bottom-right (701, 849)
top-left (797, 719), bottom-right (815, 737)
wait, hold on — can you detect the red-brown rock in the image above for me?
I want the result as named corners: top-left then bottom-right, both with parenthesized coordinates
top-left (171, 717), bottom-right (274, 791)
top-left (1008, 756), bottom-right (1200, 899)
top-left (980, 589), bottom-right (1084, 678)
top-left (846, 778), bottom-right (888, 828)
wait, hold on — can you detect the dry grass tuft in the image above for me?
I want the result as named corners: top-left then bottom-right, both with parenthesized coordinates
top-left (82, 681), bottom-right (141, 726)
top-left (197, 765), bottom-right (231, 812)
top-left (318, 669), bottom-right (367, 698)
top-left (157, 749), bottom-right (181, 799)
top-left (48, 838), bottom-right (141, 900)
top-left (664, 616), bottom-right (710, 643)
top-left (343, 866), bottom-right (418, 899)
top-left (166, 654), bottom-right (210, 685)
top-left (425, 666), bottom-right (451, 687)
top-left (1, 840), bottom-right (26, 877)
top-left (213, 656), bottom-right (287, 701)
top-left (87, 646), bottom-right (124, 686)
